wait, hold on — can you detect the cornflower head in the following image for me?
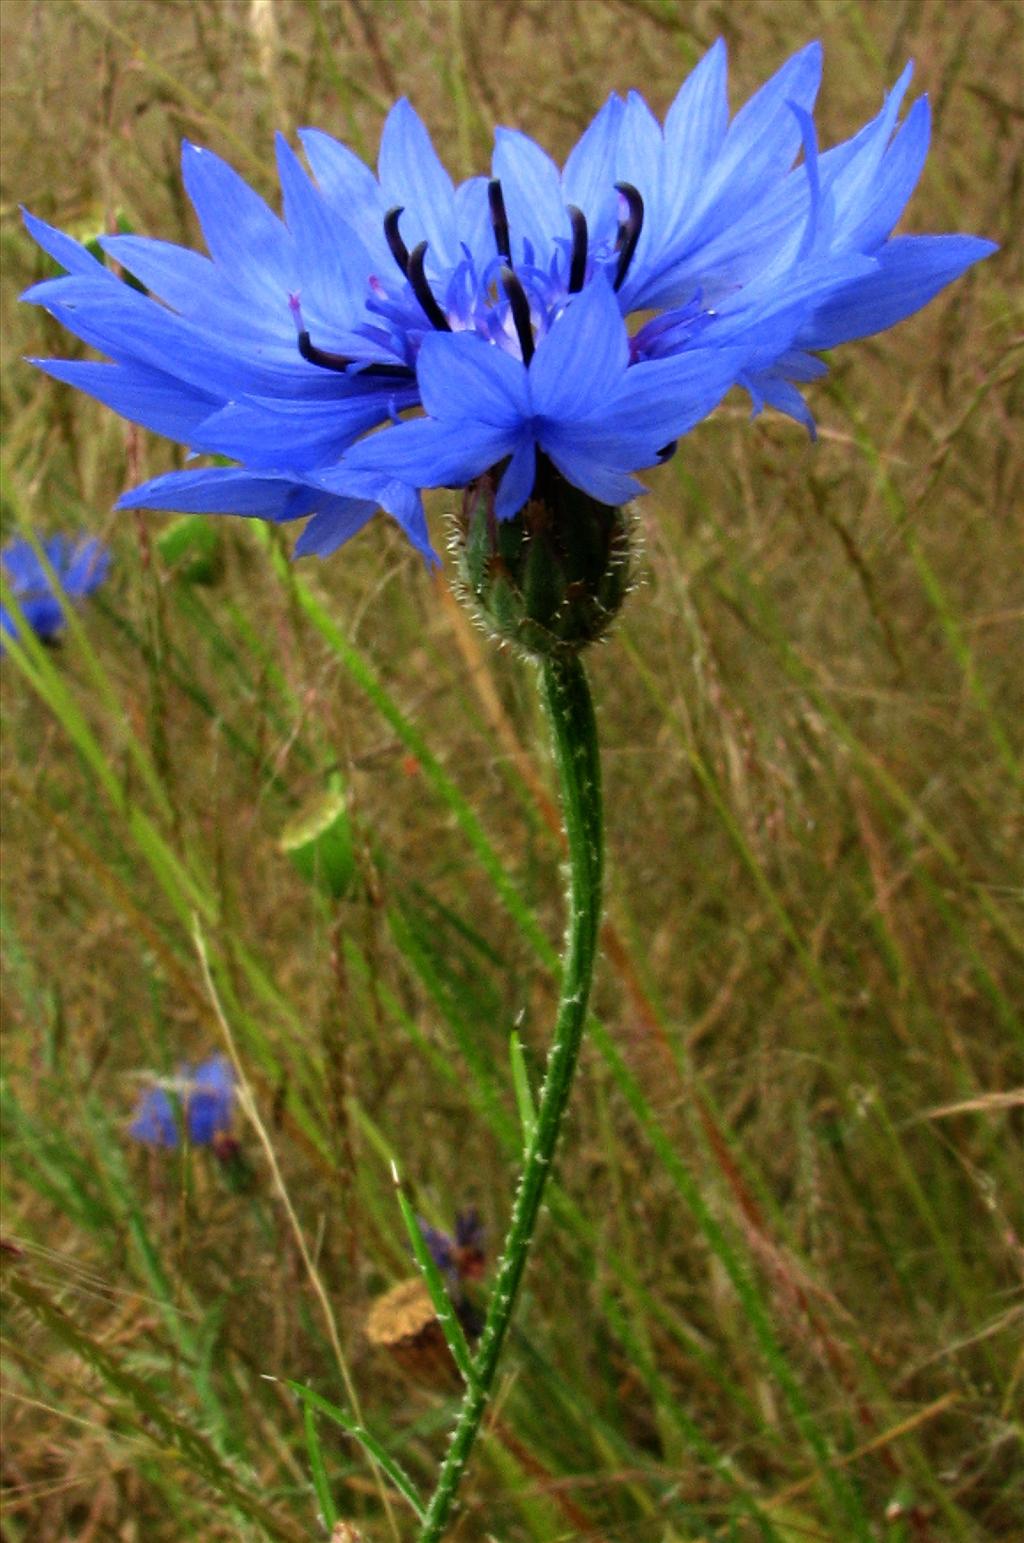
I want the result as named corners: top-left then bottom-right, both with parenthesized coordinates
top-left (0, 534), bottom-right (109, 648)
top-left (22, 42), bottom-right (994, 652)
top-left (418, 1208), bottom-right (487, 1284)
top-left (128, 1055), bottom-right (236, 1150)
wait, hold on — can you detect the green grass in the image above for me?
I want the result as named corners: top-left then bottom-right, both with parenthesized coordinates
top-left (1, 1), bottom-right (1022, 1539)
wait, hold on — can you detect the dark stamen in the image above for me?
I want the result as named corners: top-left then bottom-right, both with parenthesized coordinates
top-left (567, 204), bottom-right (588, 294)
top-left (407, 241), bottom-right (452, 332)
top-left (657, 440), bottom-right (678, 464)
top-left (500, 266), bottom-right (535, 365)
top-left (383, 206), bottom-right (410, 277)
top-left (612, 181), bottom-right (644, 293)
top-left (488, 179), bottom-right (512, 262)
top-left (297, 331), bottom-right (414, 380)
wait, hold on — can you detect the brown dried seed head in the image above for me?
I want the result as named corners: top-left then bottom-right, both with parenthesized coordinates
top-left (364, 1277), bottom-right (458, 1386)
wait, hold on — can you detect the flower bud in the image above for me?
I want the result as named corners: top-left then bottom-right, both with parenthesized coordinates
top-left (454, 462), bottom-right (632, 658)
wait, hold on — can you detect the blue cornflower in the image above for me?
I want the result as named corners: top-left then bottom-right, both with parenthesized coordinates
top-left (418, 1209), bottom-right (487, 1283)
top-left (0, 534), bottom-right (110, 646)
top-left (128, 1085), bottom-right (179, 1147)
top-left (186, 1056), bottom-right (236, 1145)
top-left (128, 1055), bottom-right (235, 1148)
top-left (22, 43), bottom-right (994, 561)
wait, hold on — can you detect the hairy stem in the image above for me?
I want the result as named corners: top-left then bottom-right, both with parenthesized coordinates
top-left (417, 652), bottom-right (604, 1541)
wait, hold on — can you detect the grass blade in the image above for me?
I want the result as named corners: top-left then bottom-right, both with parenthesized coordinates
top-left (285, 1382), bottom-right (427, 1522)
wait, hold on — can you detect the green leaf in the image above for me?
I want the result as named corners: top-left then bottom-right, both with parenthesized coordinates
top-left (303, 1398), bottom-right (339, 1530)
top-left (285, 1381), bottom-right (427, 1522)
top-left (509, 1030), bottom-right (536, 1150)
top-left (392, 1164), bottom-right (477, 1390)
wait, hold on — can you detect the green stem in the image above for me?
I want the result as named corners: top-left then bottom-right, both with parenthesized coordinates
top-left (417, 652), bottom-right (603, 1541)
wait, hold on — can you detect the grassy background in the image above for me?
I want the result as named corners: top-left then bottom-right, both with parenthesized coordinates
top-left (1, 0), bottom-right (1021, 1538)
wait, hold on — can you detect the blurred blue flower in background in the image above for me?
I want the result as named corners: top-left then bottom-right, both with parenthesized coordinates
top-left (0, 534), bottom-right (110, 646)
top-left (128, 1085), bottom-right (179, 1147)
top-left (418, 1208), bottom-right (487, 1283)
top-left (22, 41), bottom-right (994, 558)
top-left (186, 1056), bottom-right (237, 1145)
top-left (129, 1055), bottom-right (236, 1149)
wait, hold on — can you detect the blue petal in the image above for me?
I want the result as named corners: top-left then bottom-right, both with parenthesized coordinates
top-left (313, 469), bottom-right (438, 564)
top-left (537, 347), bottom-right (744, 479)
top-left (789, 104), bottom-right (824, 262)
top-left (529, 278), bottom-right (628, 421)
top-left (27, 276), bottom-right (319, 399)
top-left (275, 134), bottom-right (372, 336)
top-left (539, 439), bottom-right (646, 507)
top-left (99, 234), bottom-right (223, 314)
top-left (100, 233), bottom-right (297, 351)
top-left (187, 1056), bottom-right (234, 1144)
top-left (612, 91), bottom-right (666, 286)
top-left (822, 62), bottom-right (914, 218)
top-left (419, 1220), bottom-right (456, 1276)
top-left (343, 416), bottom-right (517, 487)
top-left (181, 142), bottom-right (296, 306)
top-left (1, 538), bottom-right (43, 591)
top-left (190, 390), bottom-right (405, 469)
top-left (836, 95), bottom-right (930, 254)
top-left (648, 39), bottom-right (823, 286)
top-left (293, 501), bottom-right (377, 557)
top-left (3, 594), bottom-right (64, 641)
top-left (622, 45), bottom-right (824, 311)
top-left (31, 357), bottom-right (219, 441)
top-left (802, 234), bottom-right (997, 347)
top-left (22, 209), bottom-right (109, 278)
top-left (593, 343), bottom-right (747, 444)
top-left (1, 533), bottom-right (109, 643)
top-left (370, 477), bottom-right (437, 563)
top-left (417, 331), bottom-right (528, 425)
top-left (662, 40), bottom-right (729, 215)
top-left (615, 90), bottom-right (663, 200)
top-left (705, 41), bottom-right (823, 224)
top-left (742, 369), bottom-right (819, 436)
top-left (378, 99), bottom-right (458, 272)
top-left (709, 252), bottom-right (878, 368)
top-left (455, 175), bottom-right (499, 274)
top-left (492, 129), bottom-right (569, 266)
top-left (495, 439), bottom-right (536, 519)
top-left (116, 468), bottom-right (324, 520)
top-left (298, 127), bottom-right (389, 266)
top-left (562, 94), bottom-right (624, 244)
top-left (29, 595), bottom-right (66, 636)
top-left (129, 1087), bottom-right (179, 1147)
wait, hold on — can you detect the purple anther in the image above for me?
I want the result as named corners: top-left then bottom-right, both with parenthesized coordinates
top-left (612, 182), bottom-right (644, 293)
top-left (383, 207), bottom-right (410, 277)
top-left (297, 328), bottom-right (414, 380)
top-left (488, 179), bottom-right (512, 263)
top-left (407, 242), bottom-right (453, 332)
top-left (500, 266), bottom-right (535, 365)
top-left (567, 205), bottom-right (588, 294)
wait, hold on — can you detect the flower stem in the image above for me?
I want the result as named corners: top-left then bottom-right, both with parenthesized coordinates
top-left (417, 652), bottom-right (603, 1541)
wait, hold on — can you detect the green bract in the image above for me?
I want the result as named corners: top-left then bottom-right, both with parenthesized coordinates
top-left (455, 468), bottom-right (632, 659)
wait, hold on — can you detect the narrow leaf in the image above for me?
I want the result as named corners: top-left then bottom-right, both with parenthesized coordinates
top-left (392, 1163), bottom-right (477, 1389)
top-left (303, 1399), bottom-right (339, 1529)
top-left (286, 1381), bottom-right (427, 1521)
top-left (509, 1029), bottom-right (537, 1149)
